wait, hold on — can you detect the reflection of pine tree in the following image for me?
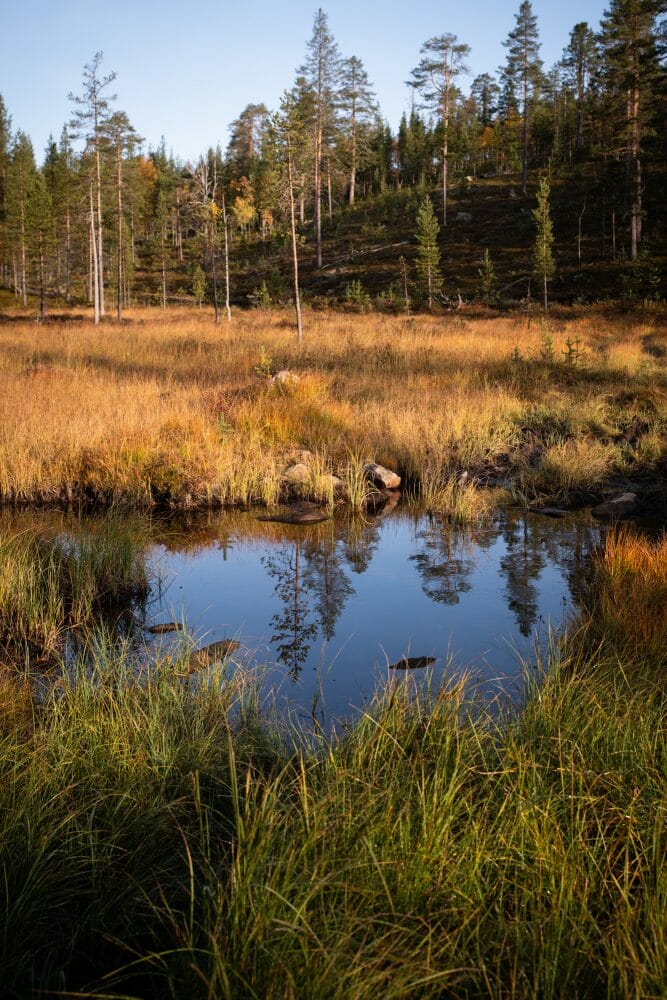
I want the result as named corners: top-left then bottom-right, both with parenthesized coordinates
top-left (500, 515), bottom-right (546, 637)
top-left (263, 539), bottom-right (318, 681)
top-left (342, 518), bottom-right (381, 575)
top-left (411, 521), bottom-right (476, 605)
top-left (303, 535), bottom-right (354, 641)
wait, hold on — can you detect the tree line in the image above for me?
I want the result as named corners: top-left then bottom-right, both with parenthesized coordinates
top-left (0, 0), bottom-right (664, 322)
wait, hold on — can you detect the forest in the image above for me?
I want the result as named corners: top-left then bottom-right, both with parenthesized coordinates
top-left (0, 1), bottom-right (665, 321)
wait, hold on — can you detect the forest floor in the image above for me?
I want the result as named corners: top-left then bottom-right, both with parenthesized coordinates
top-left (0, 302), bottom-right (665, 517)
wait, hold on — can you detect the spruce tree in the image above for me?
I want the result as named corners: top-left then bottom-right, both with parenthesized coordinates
top-left (599, 0), bottom-right (663, 259)
top-left (25, 172), bottom-right (55, 319)
top-left (502, 2), bottom-right (543, 195)
top-left (414, 196), bottom-right (442, 309)
top-left (533, 177), bottom-right (555, 309)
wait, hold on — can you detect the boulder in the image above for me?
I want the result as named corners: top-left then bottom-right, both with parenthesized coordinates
top-left (389, 656), bottom-right (437, 670)
top-left (363, 462), bottom-right (401, 490)
top-left (257, 501), bottom-right (331, 525)
top-left (147, 622), bottom-right (185, 634)
top-left (283, 463), bottom-right (311, 484)
top-left (455, 211), bottom-right (472, 222)
top-left (592, 492), bottom-right (637, 520)
top-left (188, 639), bottom-right (240, 672)
top-left (528, 506), bottom-right (567, 519)
top-left (272, 370), bottom-right (300, 386)
top-left (289, 448), bottom-right (314, 465)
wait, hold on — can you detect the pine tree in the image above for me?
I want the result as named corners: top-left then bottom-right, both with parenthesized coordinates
top-left (25, 172), bottom-right (55, 319)
top-left (0, 95), bottom-right (12, 286)
top-left (68, 52), bottom-right (117, 317)
top-left (103, 111), bottom-right (141, 320)
top-left (414, 196), bottom-right (442, 308)
top-left (533, 177), bottom-right (555, 309)
top-left (599, 0), bottom-right (663, 259)
top-left (6, 131), bottom-right (37, 305)
top-left (338, 56), bottom-right (378, 205)
top-left (502, 2), bottom-right (543, 194)
top-left (410, 34), bottom-right (470, 225)
top-left (299, 9), bottom-right (340, 268)
top-left (561, 22), bottom-right (598, 151)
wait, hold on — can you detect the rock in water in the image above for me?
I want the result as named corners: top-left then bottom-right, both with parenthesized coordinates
top-left (147, 622), bottom-right (184, 634)
top-left (257, 501), bottom-right (331, 525)
top-left (592, 493), bottom-right (638, 520)
top-left (188, 639), bottom-right (241, 672)
top-left (388, 656), bottom-right (437, 670)
top-left (363, 462), bottom-right (401, 490)
top-left (528, 506), bottom-right (567, 519)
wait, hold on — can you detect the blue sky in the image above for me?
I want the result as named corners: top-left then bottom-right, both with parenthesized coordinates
top-left (1, 0), bottom-right (611, 164)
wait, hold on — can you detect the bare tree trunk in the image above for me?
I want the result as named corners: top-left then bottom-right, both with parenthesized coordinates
top-left (116, 136), bottom-right (123, 321)
top-left (95, 124), bottom-right (105, 315)
top-left (65, 205), bottom-right (72, 304)
top-left (521, 67), bottom-right (529, 196)
top-left (314, 121), bottom-right (322, 268)
top-left (161, 221), bottom-right (167, 309)
top-left (349, 102), bottom-right (357, 205)
top-left (577, 196), bottom-right (586, 271)
top-left (287, 131), bottom-right (303, 342)
top-left (326, 154), bottom-right (333, 222)
top-left (629, 79), bottom-right (641, 261)
top-left (19, 201), bottom-right (27, 306)
top-left (89, 180), bottom-right (100, 324)
top-left (222, 191), bottom-right (231, 322)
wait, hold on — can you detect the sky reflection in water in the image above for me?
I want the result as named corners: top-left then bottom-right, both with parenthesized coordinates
top-left (147, 508), bottom-right (599, 721)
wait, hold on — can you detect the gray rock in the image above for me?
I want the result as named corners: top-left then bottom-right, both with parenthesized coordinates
top-left (188, 639), bottom-right (241, 672)
top-left (283, 463), bottom-right (311, 484)
top-left (273, 370), bottom-right (300, 385)
top-left (528, 506), bottom-right (567, 519)
top-left (258, 501), bottom-right (331, 525)
top-left (592, 493), bottom-right (638, 520)
top-left (363, 462), bottom-right (401, 490)
top-left (455, 211), bottom-right (472, 222)
top-left (389, 656), bottom-right (437, 670)
top-left (147, 622), bottom-right (185, 634)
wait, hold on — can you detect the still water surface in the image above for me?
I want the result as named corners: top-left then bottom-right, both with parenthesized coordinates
top-left (144, 507), bottom-right (599, 721)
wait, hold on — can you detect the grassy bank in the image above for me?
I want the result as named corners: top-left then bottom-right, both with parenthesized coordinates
top-left (0, 305), bottom-right (664, 511)
top-left (0, 526), bottom-right (665, 998)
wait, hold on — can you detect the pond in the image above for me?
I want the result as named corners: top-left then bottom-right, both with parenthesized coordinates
top-left (144, 505), bottom-right (599, 723)
top-left (3, 505), bottom-right (602, 725)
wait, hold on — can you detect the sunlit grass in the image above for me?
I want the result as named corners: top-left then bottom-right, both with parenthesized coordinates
top-left (0, 305), bottom-right (664, 508)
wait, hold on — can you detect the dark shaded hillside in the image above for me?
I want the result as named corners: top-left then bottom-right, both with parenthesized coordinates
top-left (145, 166), bottom-right (662, 309)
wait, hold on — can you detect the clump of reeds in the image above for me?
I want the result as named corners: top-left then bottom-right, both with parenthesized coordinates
top-left (587, 526), bottom-right (667, 667)
top-left (0, 514), bottom-right (149, 658)
top-left (0, 643), bottom-right (663, 998)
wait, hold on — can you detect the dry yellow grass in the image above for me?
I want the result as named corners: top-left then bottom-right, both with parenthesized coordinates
top-left (0, 305), bottom-right (664, 508)
top-left (593, 528), bottom-right (667, 664)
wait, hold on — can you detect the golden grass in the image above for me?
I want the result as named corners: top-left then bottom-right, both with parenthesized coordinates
top-left (593, 528), bottom-right (667, 664)
top-left (0, 305), bottom-right (664, 507)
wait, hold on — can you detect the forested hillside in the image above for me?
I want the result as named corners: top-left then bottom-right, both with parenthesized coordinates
top-left (0, 1), bottom-right (665, 318)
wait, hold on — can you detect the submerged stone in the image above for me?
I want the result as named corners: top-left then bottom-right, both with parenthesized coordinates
top-left (257, 501), bottom-right (331, 525)
top-left (592, 493), bottom-right (637, 520)
top-left (388, 656), bottom-right (437, 670)
top-left (188, 639), bottom-right (241, 672)
top-left (147, 622), bottom-right (184, 634)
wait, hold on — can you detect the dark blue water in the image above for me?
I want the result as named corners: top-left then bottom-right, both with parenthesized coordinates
top-left (144, 507), bottom-right (599, 721)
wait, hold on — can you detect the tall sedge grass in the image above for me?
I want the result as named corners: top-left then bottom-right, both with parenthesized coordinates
top-left (585, 527), bottom-right (667, 667)
top-left (0, 514), bottom-right (149, 657)
top-left (0, 520), bottom-right (664, 997)
top-left (0, 306), bottom-right (664, 506)
top-left (0, 644), bottom-right (663, 998)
